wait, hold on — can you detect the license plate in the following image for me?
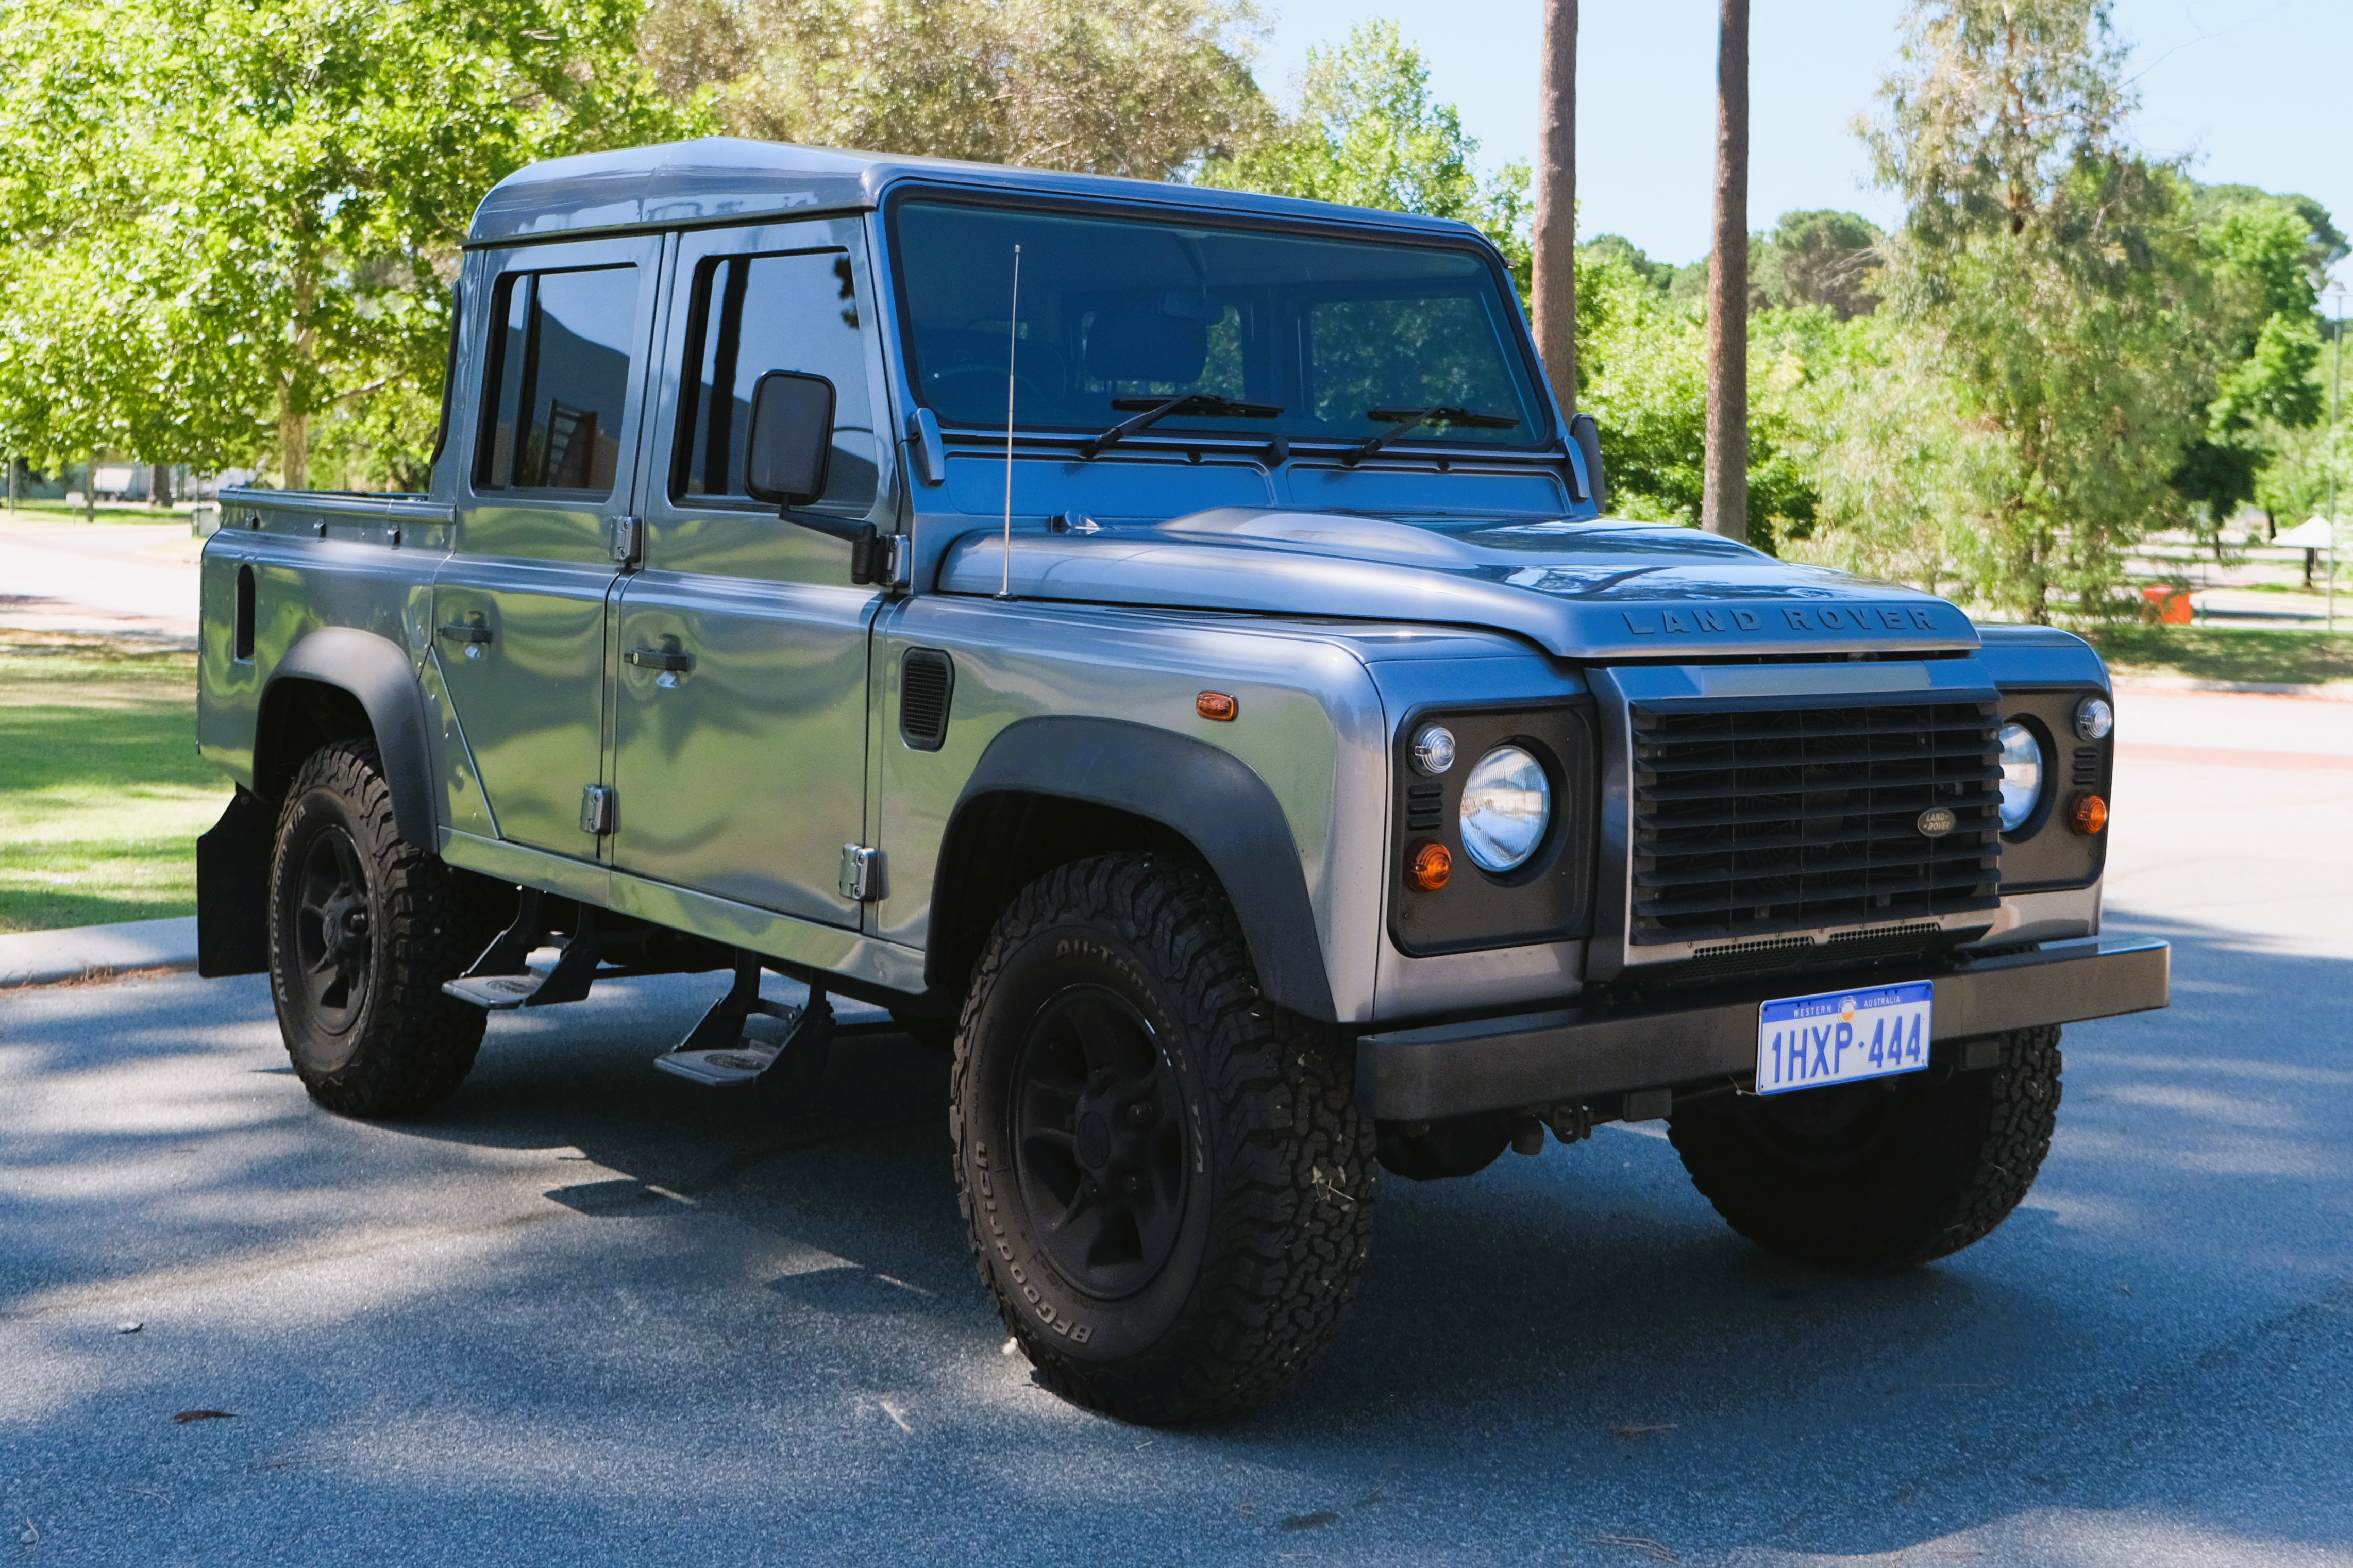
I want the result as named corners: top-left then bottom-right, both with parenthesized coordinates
top-left (1756, 981), bottom-right (1933, 1095)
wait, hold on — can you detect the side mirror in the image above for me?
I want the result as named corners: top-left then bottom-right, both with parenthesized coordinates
top-left (1568, 413), bottom-right (1606, 511)
top-left (744, 370), bottom-right (836, 508)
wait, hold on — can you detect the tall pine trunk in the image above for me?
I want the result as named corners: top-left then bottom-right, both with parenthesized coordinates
top-left (1531, 0), bottom-right (1577, 417)
top-left (1700, 0), bottom-right (1749, 542)
top-left (278, 266), bottom-right (316, 491)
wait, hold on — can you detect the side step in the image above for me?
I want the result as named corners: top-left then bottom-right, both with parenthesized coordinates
top-left (656, 951), bottom-right (835, 1090)
top-left (442, 890), bottom-right (601, 1011)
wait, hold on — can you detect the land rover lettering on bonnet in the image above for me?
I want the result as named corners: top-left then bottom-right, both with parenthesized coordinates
top-left (190, 138), bottom-right (2169, 1425)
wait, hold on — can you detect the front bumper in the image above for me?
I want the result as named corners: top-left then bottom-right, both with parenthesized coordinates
top-left (1356, 936), bottom-right (2169, 1121)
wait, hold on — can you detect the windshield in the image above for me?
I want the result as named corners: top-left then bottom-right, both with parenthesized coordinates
top-left (891, 198), bottom-right (1550, 450)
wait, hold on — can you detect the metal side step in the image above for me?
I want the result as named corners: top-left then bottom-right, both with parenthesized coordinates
top-left (656, 998), bottom-right (814, 1086)
top-left (444, 970), bottom-right (556, 1010)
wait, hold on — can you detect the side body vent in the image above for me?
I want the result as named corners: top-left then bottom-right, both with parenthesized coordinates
top-left (900, 649), bottom-right (955, 751)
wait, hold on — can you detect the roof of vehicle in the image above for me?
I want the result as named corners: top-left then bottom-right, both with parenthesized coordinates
top-left (467, 137), bottom-right (1489, 247)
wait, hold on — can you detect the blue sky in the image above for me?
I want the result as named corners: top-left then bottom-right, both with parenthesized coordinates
top-left (1255, 0), bottom-right (2353, 293)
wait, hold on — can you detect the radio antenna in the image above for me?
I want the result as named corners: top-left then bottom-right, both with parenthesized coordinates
top-left (998, 244), bottom-right (1021, 600)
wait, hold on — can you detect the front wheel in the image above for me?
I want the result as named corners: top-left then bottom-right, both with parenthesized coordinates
top-left (951, 853), bottom-right (1376, 1425)
top-left (1668, 1025), bottom-right (2062, 1272)
top-left (268, 739), bottom-right (495, 1117)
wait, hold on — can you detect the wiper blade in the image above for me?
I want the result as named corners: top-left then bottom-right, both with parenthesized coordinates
top-left (1078, 393), bottom-right (1284, 459)
top-left (1344, 405), bottom-right (1521, 466)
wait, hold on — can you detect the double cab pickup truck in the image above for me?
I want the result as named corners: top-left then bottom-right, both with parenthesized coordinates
top-left (194, 138), bottom-right (2170, 1425)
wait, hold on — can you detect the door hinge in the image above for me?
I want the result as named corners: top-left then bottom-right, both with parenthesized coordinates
top-left (580, 784), bottom-right (616, 836)
top-left (839, 844), bottom-right (885, 902)
top-left (608, 514), bottom-right (643, 566)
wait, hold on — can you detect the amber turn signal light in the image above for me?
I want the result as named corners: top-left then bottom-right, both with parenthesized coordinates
top-left (2069, 792), bottom-right (2108, 836)
top-left (1196, 691), bottom-right (1236, 721)
top-left (1408, 840), bottom-right (1452, 890)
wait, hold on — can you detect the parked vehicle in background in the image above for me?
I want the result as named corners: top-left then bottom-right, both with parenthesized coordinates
top-left (194, 139), bottom-right (2169, 1424)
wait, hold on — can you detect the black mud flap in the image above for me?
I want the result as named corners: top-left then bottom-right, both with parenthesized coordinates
top-left (196, 788), bottom-right (273, 977)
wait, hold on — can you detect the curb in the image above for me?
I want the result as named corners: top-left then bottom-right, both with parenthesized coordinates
top-left (0, 917), bottom-right (200, 990)
top-left (2111, 675), bottom-right (2353, 702)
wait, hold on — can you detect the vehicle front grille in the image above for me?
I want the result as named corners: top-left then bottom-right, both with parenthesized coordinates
top-left (1627, 700), bottom-right (2002, 945)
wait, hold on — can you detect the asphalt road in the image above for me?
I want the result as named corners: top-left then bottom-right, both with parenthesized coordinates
top-left (4, 693), bottom-right (2350, 1567)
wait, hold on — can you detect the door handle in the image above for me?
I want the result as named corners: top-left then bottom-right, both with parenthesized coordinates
top-left (437, 621), bottom-right (493, 645)
top-left (625, 647), bottom-right (695, 674)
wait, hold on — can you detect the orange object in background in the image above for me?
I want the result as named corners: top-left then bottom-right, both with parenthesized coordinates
top-left (1408, 840), bottom-right (1452, 890)
top-left (2070, 793), bottom-right (2109, 836)
top-left (2140, 585), bottom-right (2194, 625)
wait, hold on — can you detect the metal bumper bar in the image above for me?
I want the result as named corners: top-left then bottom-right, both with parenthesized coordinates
top-left (1356, 936), bottom-right (2170, 1121)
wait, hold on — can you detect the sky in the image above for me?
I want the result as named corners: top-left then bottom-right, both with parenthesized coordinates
top-left (1255, 0), bottom-right (2353, 293)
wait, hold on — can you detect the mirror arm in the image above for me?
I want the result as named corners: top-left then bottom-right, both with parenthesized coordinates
top-left (780, 505), bottom-right (896, 587)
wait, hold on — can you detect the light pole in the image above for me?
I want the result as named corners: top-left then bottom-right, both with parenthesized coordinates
top-left (2331, 284), bottom-right (2344, 633)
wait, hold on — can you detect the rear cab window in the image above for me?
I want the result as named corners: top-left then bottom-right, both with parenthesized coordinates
top-left (475, 265), bottom-right (640, 496)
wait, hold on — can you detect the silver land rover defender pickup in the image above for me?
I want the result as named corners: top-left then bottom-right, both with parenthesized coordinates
top-left (194, 138), bottom-right (2170, 1424)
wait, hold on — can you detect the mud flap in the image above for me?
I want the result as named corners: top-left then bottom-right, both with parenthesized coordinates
top-left (196, 787), bottom-right (273, 977)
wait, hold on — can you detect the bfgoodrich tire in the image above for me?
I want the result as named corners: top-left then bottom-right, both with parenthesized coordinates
top-left (267, 739), bottom-right (494, 1117)
top-left (951, 852), bottom-right (1376, 1425)
top-left (1668, 1025), bottom-right (2063, 1272)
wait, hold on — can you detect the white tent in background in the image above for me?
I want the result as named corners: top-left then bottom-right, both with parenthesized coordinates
top-left (2273, 515), bottom-right (2338, 549)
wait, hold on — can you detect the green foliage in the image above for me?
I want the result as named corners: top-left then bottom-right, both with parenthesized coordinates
top-left (1753, 210), bottom-right (1884, 318)
top-left (0, 0), bottom-right (698, 486)
top-left (1572, 241), bottom-right (1816, 549)
top-left (642, 0), bottom-right (1268, 182)
top-left (1198, 22), bottom-right (1530, 288)
top-left (1852, 0), bottom-right (2208, 623)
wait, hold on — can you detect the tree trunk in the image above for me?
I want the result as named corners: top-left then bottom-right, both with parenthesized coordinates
top-left (278, 392), bottom-right (308, 492)
top-left (84, 457), bottom-right (96, 522)
top-left (151, 462), bottom-right (171, 509)
top-left (1530, 0), bottom-right (1578, 417)
top-left (1700, 0), bottom-right (1750, 543)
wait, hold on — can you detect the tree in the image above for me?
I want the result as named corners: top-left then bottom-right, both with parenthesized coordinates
top-left (1862, 0), bottom-right (2205, 623)
top-left (640, 0), bottom-right (1268, 181)
top-left (1700, 0), bottom-right (1749, 543)
top-left (2171, 193), bottom-right (2326, 545)
top-left (1200, 21), bottom-right (1530, 283)
top-left (1754, 209), bottom-right (1883, 318)
top-left (0, 0), bottom-right (694, 488)
top-left (1530, 0), bottom-right (1577, 413)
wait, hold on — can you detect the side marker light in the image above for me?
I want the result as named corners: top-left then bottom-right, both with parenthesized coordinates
top-left (1408, 841), bottom-right (1452, 891)
top-left (2069, 793), bottom-right (2108, 836)
top-left (1196, 691), bottom-right (1236, 721)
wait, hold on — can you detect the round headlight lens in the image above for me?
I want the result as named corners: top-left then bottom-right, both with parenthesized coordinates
top-left (1998, 721), bottom-right (2043, 833)
top-left (1458, 745), bottom-right (1551, 872)
top-left (2074, 696), bottom-right (2114, 743)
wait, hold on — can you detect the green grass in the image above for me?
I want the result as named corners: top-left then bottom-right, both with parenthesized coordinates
top-left (0, 637), bottom-right (232, 934)
top-left (2087, 625), bottom-right (2353, 687)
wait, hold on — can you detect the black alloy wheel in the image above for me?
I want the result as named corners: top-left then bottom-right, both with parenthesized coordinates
top-left (1012, 985), bottom-right (1189, 1299)
top-left (289, 822), bottom-right (375, 1036)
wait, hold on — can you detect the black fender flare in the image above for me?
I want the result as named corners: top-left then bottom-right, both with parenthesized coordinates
top-left (936, 716), bottom-right (1338, 1022)
top-left (262, 627), bottom-right (440, 849)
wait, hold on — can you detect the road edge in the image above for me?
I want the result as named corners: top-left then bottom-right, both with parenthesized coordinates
top-left (0, 916), bottom-right (201, 990)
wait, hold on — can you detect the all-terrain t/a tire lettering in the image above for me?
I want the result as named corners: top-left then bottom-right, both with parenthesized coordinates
top-left (951, 852), bottom-right (1377, 1424)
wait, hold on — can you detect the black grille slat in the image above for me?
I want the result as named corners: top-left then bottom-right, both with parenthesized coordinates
top-left (1627, 699), bottom-right (2003, 944)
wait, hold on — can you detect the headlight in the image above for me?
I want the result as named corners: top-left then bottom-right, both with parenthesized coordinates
top-left (1459, 745), bottom-right (1551, 872)
top-left (1998, 721), bottom-right (2043, 833)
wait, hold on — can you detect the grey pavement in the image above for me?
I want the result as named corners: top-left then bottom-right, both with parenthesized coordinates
top-left (3, 693), bottom-right (2350, 1566)
top-left (0, 520), bottom-right (200, 645)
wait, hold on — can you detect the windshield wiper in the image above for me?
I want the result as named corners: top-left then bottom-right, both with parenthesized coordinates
top-left (1343, 405), bottom-right (1521, 466)
top-left (1078, 394), bottom-right (1284, 459)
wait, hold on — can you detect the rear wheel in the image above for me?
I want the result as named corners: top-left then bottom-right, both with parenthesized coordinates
top-left (268, 740), bottom-right (494, 1116)
top-left (1668, 1026), bottom-right (2062, 1271)
top-left (951, 852), bottom-right (1376, 1424)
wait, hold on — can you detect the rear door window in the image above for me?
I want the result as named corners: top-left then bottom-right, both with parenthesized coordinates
top-left (674, 249), bottom-right (878, 512)
top-left (475, 265), bottom-right (639, 496)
